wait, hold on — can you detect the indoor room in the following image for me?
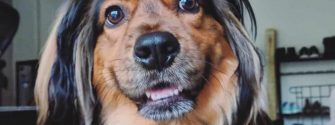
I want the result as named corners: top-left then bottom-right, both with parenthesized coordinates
top-left (0, 0), bottom-right (334, 125)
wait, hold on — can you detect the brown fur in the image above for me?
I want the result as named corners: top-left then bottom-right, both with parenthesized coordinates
top-left (93, 1), bottom-right (238, 124)
top-left (35, 0), bottom-right (270, 125)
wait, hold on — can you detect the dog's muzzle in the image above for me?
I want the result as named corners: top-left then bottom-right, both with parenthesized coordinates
top-left (131, 31), bottom-right (197, 121)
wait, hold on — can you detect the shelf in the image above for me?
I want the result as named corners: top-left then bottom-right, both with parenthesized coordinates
top-left (282, 112), bottom-right (330, 118)
top-left (281, 70), bottom-right (335, 76)
top-left (278, 57), bottom-right (335, 63)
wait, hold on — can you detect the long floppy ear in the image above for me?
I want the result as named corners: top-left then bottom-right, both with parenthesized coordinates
top-left (209, 0), bottom-right (272, 125)
top-left (35, 0), bottom-right (101, 125)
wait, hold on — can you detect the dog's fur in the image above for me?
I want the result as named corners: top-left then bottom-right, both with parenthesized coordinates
top-left (35, 0), bottom-right (272, 125)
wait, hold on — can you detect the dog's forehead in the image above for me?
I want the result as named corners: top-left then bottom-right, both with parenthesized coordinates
top-left (102, 0), bottom-right (174, 6)
top-left (100, 0), bottom-right (176, 11)
top-left (98, 0), bottom-right (179, 25)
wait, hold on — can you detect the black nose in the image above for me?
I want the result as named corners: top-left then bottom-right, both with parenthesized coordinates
top-left (134, 31), bottom-right (180, 70)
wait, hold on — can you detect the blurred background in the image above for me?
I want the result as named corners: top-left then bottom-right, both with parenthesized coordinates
top-left (0, 0), bottom-right (334, 125)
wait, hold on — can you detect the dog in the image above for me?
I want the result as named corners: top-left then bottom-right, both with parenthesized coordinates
top-left (35, 0), bottom-right (272, 125)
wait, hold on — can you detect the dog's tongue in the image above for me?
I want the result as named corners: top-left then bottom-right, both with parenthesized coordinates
top-left (146, 86), bottom-right (180, 101)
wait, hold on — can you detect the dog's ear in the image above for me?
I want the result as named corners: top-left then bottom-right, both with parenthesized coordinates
top-left (208, 0), bottom-right (272, 125)
top-left (226, 0), bottom-right (257, 36)
top-left (35, 0), bottom-right (100, 125)
top-left (46, 1), bottom-right (87, 125)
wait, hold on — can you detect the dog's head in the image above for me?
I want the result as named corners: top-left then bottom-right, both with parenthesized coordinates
top-left (35, 0), bottom-right (270, 125)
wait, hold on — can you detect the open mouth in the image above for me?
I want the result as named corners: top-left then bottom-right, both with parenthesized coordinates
top-left (132, 57), bottom-right (211, 121)
top-left (145, 85), bottom-right (181, 102)
top-left (136, 82), bottom-right (196, 121)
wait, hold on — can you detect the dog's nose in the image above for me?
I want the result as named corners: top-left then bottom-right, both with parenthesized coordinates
top-left (134, 31), bottom-right (180, 70)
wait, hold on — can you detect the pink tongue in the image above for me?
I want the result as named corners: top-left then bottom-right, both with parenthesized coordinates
top-left (148, 86), bottom-right (177, 93)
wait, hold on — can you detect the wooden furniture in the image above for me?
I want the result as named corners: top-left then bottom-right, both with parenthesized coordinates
top-left (275, 53), bottom-right (335, 125)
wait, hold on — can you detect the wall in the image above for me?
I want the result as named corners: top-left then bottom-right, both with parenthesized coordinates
top-left (1, 0), bottom-right (334, 122)
top-left (251, 0), bottom-right (335, 125)
top-left (1, 0), bottom-right (63, 105)
top-left (38, 0), bottom-right (64, 48)
top-left (13, 0), bottom-right (63, 61)
top-left (252, 0), bottom-right (335, 51)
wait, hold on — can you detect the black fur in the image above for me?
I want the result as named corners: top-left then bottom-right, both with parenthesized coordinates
top-left (255, 111), bottom-right (273, 125)
top-left (228, 0), bottom-right (257, 37)
top-left (47, 0), bottom-right (92, 124)
top-left (207, 0), bottom-right (271, 125)
top-left (45, 0), bottom-right (270, 124)
top-left (47, 0), bottom-right (104, 124)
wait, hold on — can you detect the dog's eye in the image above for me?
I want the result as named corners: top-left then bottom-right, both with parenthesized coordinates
top-left (178, 0), bottom-right (199, 12)
top-left (105, 6), bottom-right (125, 26)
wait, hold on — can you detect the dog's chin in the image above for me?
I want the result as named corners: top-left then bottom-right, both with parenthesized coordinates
top-left (129, 82), bottom-right (203, 121)
top-left (139, 93), bottom-right (194, 121)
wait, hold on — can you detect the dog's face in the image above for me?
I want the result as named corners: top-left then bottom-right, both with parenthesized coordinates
top-left (35, 0), bottom-right (272, 124)
top-left (94, 0), bottom-right (226, 120)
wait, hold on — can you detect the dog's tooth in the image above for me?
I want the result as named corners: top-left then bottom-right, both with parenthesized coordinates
top-left (157, 94), bottom-right (162, 100)
top-left (161, 94), bottom-right (166, 99)
top-left (178, 87), bottom-right (183, 92)
top-left (158, 94), bottom-right (163, 100)
top-left (162, 91), bottom-right (167, 98)
top-left (162, 94), bottom-right (167, 99)
top-left (146, 92), bottom-right (151, 98)
top-left (167, 91), bottom-right (173, 97)
top-left (171, 91), bottom-right (175, 96)
top-left (162, 93), bottom-right (168, 99)
top-left (159, 93), bottom-right (164, 98)
top-left (151, 94), bottom-right (157, 100)
top-left (156, 94), bottom-right (160, 100)
top-left (173, 89), bottom-right (179, 95)
top-left (150, 89), bottom-right (180, 101)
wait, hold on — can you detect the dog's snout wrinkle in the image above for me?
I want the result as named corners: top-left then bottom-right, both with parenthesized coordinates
top-left (134, 31), bottom-right (180, 71)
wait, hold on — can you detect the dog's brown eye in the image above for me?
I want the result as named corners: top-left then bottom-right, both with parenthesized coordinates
top-left (105, 6), bottom-right (124, 26)
top-left (178, 0), bottom-right (199, 12)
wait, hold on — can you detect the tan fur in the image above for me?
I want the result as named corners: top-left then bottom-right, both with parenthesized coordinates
top-left (92, 1), bottom-right (241, 124)
top-left (34, 3), bottom-right (72, 124)
top-left (36, 0), bottom-right (265, 125)
top-left (93, 40), bottom-right (239, 125)
top-left (228, 12), bottom-right (265, 124)
top-left (34, 29), bottom-right (57, 125)
top-left (34, 14), bottom-right (63, 124)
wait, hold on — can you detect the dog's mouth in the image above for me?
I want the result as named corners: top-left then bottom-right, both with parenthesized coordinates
top-left (145, 84), bottom-right (183, 102)
top-left (126, 57), bottom-right (212, 121)
top-left (134, 82), bottom-right (199, 121)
